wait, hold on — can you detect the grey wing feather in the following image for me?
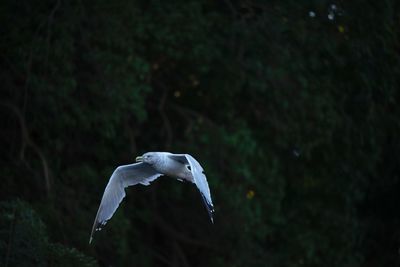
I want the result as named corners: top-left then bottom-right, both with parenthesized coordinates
top-left (89, 162), bottom-right (161, 243)
top-left (168, 154), bottom-right (214, 222)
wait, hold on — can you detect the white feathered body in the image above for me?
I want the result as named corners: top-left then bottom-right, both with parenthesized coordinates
top-left (151, 152), bottom-right (193, 182)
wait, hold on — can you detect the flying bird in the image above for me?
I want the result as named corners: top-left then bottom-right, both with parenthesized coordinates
top-left (89, 152), bottom-right (214, 243)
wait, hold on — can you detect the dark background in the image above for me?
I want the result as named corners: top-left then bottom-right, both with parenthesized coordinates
top-left (1, 0), bottom-right (399, 266)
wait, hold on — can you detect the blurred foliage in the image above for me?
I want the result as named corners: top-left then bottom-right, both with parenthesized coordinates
top-left (0, 200), bottom-right (97, 266)
top-left (0, 0), bottom-right (399, 266)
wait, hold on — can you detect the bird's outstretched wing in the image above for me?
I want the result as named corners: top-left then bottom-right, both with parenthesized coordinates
top-left (168, 154), bottom-right (214, 222)
top-left (89, 162), bottom-right (161, 243)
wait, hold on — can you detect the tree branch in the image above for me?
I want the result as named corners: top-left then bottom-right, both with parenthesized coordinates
top-left (45, 0), bottom-right (61, 69)
top-left (1, 102), bottom-right (52, 197)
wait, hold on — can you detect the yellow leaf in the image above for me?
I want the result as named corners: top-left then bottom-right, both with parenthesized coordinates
top-left (246, 190), bottom-right (255, 199)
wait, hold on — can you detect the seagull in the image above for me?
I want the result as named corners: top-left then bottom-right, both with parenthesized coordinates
top-left (89, 152), bottom-right (214, 243)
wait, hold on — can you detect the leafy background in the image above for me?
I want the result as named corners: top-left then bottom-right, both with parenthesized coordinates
top-left (1, 0), bottom-right (399, 266)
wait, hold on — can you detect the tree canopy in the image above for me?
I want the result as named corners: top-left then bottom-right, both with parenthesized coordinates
top-left (1, 0), bottom-right (399, 266)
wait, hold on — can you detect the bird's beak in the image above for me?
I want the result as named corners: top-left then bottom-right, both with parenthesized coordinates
top-left (135, 156), bottom-right (143, 162)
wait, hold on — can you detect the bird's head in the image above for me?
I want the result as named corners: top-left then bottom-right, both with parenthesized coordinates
top-left (136, 152), bottom-right (158, 165)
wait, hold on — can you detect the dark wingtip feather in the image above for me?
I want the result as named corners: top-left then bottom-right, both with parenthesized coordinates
top-left (89, 218), bottom-right (107, 244)
top-left (200, 193), bottom-right (214, 223)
